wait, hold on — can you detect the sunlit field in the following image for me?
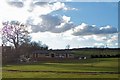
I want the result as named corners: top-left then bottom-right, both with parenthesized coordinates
top-left (2, 58), bottom-right (119, 78)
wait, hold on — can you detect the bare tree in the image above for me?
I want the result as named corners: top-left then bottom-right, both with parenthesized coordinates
top-left (66, 44), bottom-right (70, 49)
top-left (2, 21), bottom-right (30, 52)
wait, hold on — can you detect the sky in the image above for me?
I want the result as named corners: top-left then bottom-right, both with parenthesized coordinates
top-left (0, 0), bottom-right (119, 49)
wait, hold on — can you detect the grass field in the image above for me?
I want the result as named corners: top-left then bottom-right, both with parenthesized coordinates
top-left (2, 58), bottom-right (119, 78)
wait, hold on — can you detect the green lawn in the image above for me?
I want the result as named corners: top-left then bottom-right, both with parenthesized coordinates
top-left (3, 72), bottom-right (119, 78)
top-left (2, 58), bottom-right (119, 78)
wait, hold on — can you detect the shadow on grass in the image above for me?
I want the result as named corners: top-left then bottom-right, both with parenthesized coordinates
top-left (2, 78), bottom-right (119, 80)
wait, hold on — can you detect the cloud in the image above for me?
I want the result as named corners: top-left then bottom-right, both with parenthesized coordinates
top-left (1, 0), bottom-right (77, 25)
top-left (31, 2), bottom-right (66, 14)
top-left (106, 34), bottom-right (118, 44)
top-left (7, 0), bottom-right (24, 8)
top-left (27, 14), bottom-right (75, 33)
top-left (72, 23), bottom-right (117, 36)
top-left (30, 14), bottom-right (62, 32)
top-left (30, 32), bottom-right (72, 49)
top-left (33, 0), bottom-right (48, 6)
top-left (29, 1), bottom-right (78, 17)
top-left (30, 31), bottom-right (89, 49)
top-left (7, 0), bottom-right (77, 13)
top-left (83, 33), bottom-right (118, 48)
top-left (92, 35), bottom-right (108, 41)
top-left (0, 0), bottom-right (30, 23)
top-left (82, 33), bottom-right (118, 42)
top-left (94, 43), bottom-right (105, 48)
top-left (115, 43), bottom-right (118, 46)
top-left (0, 0), bottom-right (118, 48)
top-left (54, 22), bottom-right (75, 33)
top-left (99, 26), bottom-right (117, 34)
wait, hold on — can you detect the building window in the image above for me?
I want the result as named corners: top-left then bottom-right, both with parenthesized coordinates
top-left (51, 54), bottom-right (55, 58)
top-left (38, 54), bottom-right (41, 57)
top-left (45, 54), bottom-right (49, 56)
top-left (35, 54), bottom-right (38, 58)
top-left (56, 54), bottom-right (59, 56)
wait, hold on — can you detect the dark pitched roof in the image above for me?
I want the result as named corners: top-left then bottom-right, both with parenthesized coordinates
top-left (32, 50), bottom-right (73, 54)
top-left (32, 50), bottom-right (49, 54)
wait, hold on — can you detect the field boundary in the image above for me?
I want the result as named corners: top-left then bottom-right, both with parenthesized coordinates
top-left (3, 69), bottom-right (120, 75)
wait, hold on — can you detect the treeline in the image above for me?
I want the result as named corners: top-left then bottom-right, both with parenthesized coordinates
top-left (19, 41), bottom-right (49, 53)
top-left (91, 54), bottom-right (120, 58)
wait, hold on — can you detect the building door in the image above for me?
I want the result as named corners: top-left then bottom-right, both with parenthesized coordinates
top-left (66, 54), bottom-right (68, 58)
top-left (51, 54), bottom-right (54, 58)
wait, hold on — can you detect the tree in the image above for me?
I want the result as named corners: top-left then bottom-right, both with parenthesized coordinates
top-left (2, 21), bottom-right (30, 53)
top-left (42, 44), bottom-right (48, 50)
top-left (65, 44), bottom-right (70, 49)
top-left (30, 41), bottom-right (48, 50)
top-left (30, 41), bottom-right (41, 51)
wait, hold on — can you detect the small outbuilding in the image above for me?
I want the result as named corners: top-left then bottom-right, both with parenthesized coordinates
top-left (27, 50), bottom-right (74, 61)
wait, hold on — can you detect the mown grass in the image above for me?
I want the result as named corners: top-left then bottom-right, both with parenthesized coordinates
top-left (2, 58), bottom-right (119, 78)
top-left (3, 72), bottom-right (119, 78)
